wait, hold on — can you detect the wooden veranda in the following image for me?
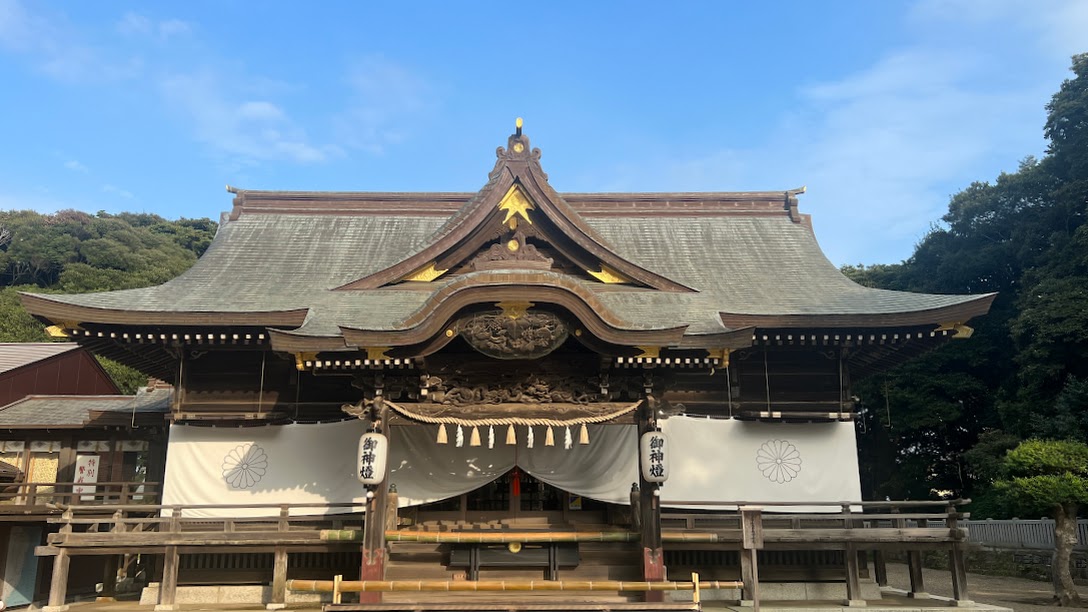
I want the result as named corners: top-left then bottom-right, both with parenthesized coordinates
top-left (36, 499), bottom-right (973, 611)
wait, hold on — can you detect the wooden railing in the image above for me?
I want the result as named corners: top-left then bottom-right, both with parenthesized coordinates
top-left (661, 499), bottom-right (972, 606)
top-left (39, 499), bottom-right (973, 610)
top-left (0, 481), bottom-right (160, 507)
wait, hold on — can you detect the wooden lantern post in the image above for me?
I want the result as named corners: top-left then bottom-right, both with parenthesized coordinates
top-left (359, 398), bottom-right (390, 604)
top-left (638, 395), bottom-right (665, 602)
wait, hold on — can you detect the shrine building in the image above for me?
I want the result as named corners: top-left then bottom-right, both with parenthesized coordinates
top-left (20, 121), bottom-right (995, 611)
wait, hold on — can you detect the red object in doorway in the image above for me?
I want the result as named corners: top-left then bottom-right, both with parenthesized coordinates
top-left (511, 468), bottom-right (521, 497)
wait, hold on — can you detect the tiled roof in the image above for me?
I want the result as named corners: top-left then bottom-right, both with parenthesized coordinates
top-left (0, 388), bottom-right (171, 428)
top-left (22, 206), bottom-right (991, 337)
top-left (20, 133), bottom-right (992, 341)
top-left (0, 343), bottom-right (80, 375)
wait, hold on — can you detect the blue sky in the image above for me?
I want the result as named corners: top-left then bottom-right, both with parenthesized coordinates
top-left (1, 1), bottom-right (1085, 265)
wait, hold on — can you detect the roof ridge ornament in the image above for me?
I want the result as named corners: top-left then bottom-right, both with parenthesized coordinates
top-left (492, 117), bottom-right (542, 177)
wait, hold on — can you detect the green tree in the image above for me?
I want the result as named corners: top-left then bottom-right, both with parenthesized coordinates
top-left (0, 208), bottom-right (216, 390)
top-left (849, 54), bottom-right (1088, 511)
top-left (998, 440), bottom-right (1088, 606)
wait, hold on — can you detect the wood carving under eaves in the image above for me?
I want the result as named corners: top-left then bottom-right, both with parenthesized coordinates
top-left (332, 126), bottom-right (695, 292)
top-left (460, 309), bottom-right (568, 359)
top-left (471, 229), bottom-right (553, 271)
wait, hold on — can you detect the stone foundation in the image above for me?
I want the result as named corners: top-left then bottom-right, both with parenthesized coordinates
top-left (140, 583), bottom-right (328, 606)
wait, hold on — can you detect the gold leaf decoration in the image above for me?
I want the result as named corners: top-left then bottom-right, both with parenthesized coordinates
top-left (498, 185), bottom-right (535, 229)
top-left (402, 262), bottom-right (448, 282)
top-left (588, 264), bottom-right (632, 284)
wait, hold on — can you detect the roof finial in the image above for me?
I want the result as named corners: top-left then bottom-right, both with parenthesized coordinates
top-left (515, 117), bottom-right (523, 137)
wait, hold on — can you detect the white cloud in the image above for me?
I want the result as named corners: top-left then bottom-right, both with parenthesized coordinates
top-left (115, 12), bottom-right (152, 36)
top-left (0, 0), bottom-right (142, 82)
top-left (334, 55), bottom-right (432, 154)
top-left (596, 3), bottom-right (1080, 265)
top-left (911, 0), bottom-right (1088, 56)
top-left (63, 159), bottom-right (89, 173)
top-left (102, 184), bottom-right (134, 199)
top-left (237, 101), bottom-right (286, 122)
top-left (157, 19), bottom-right (190, 39)
top-left (116, 12), bottom-right (191, 40)
top-left (159, 71), bottom-right (335, 164)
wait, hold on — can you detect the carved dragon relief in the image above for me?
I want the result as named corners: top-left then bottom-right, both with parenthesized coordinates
top-left (349, 369), bottom-right (666, 407)
top-left (428, 372), bottom-right (597, 405)
top-left (459, 308), bottom-right (568, 360)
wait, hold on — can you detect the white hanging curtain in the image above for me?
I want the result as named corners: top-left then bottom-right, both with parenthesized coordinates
top-left (160, 417), bottom-right (860, 518)
top-left (514, 424), bottom-right (638, 505)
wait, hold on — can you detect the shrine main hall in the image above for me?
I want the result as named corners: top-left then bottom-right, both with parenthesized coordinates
top-left (22, 121), bottom-right (994, 611)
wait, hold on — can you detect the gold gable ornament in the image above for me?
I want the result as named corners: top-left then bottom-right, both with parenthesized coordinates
top-left (294, 351), bottom-right (318, 371)
top-left (401, 262), bottom-right (448, 283)
top-left (498, 185), bottom-right (535, 230)
top-left (496, 301), bottom-right (533, 320)
top-left (936, 322), bottom-right (974, 339)
top-left (588, 264), bottom-right (633, 285)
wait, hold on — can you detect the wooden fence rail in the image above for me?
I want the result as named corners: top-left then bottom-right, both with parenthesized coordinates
top-left (963, 518), bottom-right (1088, 551)
top-left (0, 481), bottom-right (160, 507)
top-left (37, 499), bottom-right (973, 611)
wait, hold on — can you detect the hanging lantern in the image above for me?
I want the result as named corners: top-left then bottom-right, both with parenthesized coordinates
top-left (639, 431), bottom-right (669, 483)
top-left (357, 432), bottom-right (388, 485)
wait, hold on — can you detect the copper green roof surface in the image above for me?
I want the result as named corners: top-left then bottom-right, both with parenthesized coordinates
top-left (0, 388), bottom-right (171, 428)
top-left (23, 202), bottom-right (992, 338)
top-left (21, 132), bottom-right (993, 345)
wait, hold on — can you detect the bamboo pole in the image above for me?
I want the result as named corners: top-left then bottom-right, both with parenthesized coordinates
top-left (320, 530), bottom-right (736, 543)
top-left (287, 579), bottom-right (742, 593)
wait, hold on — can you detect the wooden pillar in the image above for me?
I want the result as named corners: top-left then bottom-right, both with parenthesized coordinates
top-left (739, 506), bottom-right (763, 612)
top-left (56, 436), bottom-right (76, 502)
top-left (947, 505), bottom-right (972, 604)
top-left (359, 399), bottom-right (390, 604)
top-left (268, 547), bottom-right (288, 610)
top-left (156, 546), bottom-right (179, 611)
top-left (873, 550), bottom-right (888, 587)
top-left (386, 484), bottom-right (399, 533)
top-left (146, 432), bottom-right (168, 503)
top-left (905, 515), bottom-right (928, 599)
top-left (43, 549), bottom-right (70, 612)
top-left (844, 544), bottom-right (863, 606)
top-left (842, 504), bottom-right (864, 606)
top-left (637, 397), bottom-right (665, 603)
top-left (44, 508), bottom-right (72, 612)
top-left (97, 555), bottom-right (119, 602)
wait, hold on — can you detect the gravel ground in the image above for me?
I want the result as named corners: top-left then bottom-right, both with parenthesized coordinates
top-left (884, 562), bottom-right (1088, 611)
